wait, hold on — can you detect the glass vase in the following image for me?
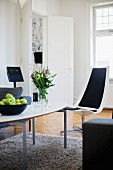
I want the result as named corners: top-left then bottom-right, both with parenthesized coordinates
top-left (38, 89), bottom-right (48, 107)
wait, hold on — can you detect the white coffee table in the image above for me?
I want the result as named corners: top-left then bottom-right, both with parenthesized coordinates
top-left (0, 103), bottom-right (67, 169)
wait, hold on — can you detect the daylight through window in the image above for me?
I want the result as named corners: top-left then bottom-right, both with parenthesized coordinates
top-left (93, 5), bottom-right (113, 78)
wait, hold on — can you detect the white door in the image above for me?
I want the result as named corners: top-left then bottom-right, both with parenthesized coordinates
top-left (48, 16), bottom-right (74, 105)
top-left (20, 0), bottom-right (32, 96)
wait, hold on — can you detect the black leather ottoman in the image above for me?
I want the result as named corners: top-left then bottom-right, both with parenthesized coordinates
top-left (83, 118), bottom-right (113, 170)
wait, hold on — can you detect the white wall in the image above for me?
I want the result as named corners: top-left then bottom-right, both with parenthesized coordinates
top-left (32, 0), bottom-right (60, 16)
top-left (0, 0), bottom-right (20, 87)
top-left (47, 0), bottom-right (61, 16)
top-left (60, 0), bottom-right (90, 101)
top-left (32, 0), bottom-right (48, 15)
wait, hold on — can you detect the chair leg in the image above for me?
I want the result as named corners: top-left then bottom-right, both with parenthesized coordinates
top-left (73, 125), bottom-right (82, 132)
top-left (60, 129), bottom-right (82, 134)
top-left (72, 116), bottom-right (84, 133)
top-left (60, 116), bottom-right (84, 134)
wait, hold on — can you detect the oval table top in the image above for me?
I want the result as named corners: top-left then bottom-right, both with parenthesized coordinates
top-left (0, 102), bottom-right (67, 123)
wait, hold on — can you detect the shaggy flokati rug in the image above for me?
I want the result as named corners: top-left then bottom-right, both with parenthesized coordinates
top-left (0, 132), bottom-right (82, 170)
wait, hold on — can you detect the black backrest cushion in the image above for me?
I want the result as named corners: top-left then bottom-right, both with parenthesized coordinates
top-left (78, 68), bottom-right (106, 109)
top-left (0, 87), bottom-right (23, 101)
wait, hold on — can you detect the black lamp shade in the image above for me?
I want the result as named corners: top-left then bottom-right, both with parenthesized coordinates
top-left (34, 52), bottom-right (43, 64)
top-left (7, 67), bottom-right (24, 82)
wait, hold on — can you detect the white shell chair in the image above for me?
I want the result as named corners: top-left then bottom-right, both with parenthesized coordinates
top-left (61, 66), bottom-right (109, 133)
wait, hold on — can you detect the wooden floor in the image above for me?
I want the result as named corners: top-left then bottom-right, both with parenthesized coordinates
top-left (0, 109), bottom-right (112, 140)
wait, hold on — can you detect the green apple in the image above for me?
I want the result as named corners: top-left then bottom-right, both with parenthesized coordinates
top-left (16, 102), bottom-right (21, 105)
top-left (16, 99), bottom-right (21, 103)
top-left (9, 102), bottom-right (16, 105)
top-left (0, 101), bottom-right (5, 105)
top-left (20, 98), bottom-right (27, 104)
top-left (2, 98), bottom-right (12, 105)
top-left (6, 93), bottom-right (15, 102)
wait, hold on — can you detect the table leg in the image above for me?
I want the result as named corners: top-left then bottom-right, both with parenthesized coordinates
top-left (23, 122), bottom-right (27, 170)
top-left (29, 119), bottom-right (31, 131)
top-left (64, 109), bottom-right (67, 149)
top-left (32, 118), bottom-right (35, 145)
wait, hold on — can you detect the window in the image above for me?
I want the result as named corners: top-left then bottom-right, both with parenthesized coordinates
top-left (93, 4), bottom-right (113, 78)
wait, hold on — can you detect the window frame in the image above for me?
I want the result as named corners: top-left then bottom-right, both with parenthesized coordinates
top-left (91, 3), bottom-right (113, 80)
